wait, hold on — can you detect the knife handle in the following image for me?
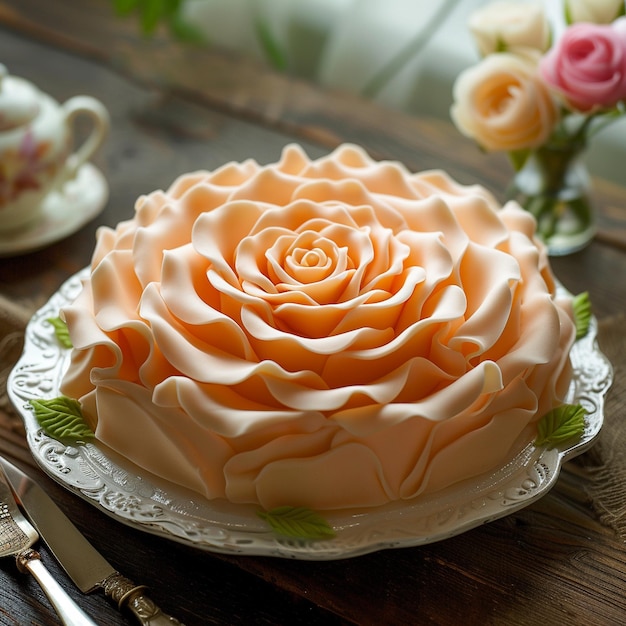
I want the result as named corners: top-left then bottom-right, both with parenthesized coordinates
top-left (101, 572), bottom-right (184, 625)
top-left (17, 548), bottom-right (99, 626)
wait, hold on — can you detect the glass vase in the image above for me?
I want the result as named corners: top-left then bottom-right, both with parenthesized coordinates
top-left (507, 144), bottom-right (596, 256)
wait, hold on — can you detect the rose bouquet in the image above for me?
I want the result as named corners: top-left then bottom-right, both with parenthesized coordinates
top-left (451, 0), bottom-right (626, 255)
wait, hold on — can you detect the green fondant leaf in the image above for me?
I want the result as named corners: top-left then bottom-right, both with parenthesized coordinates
top-left (535, 404), bottom-right (586, 449)
top-left (47, 316), bottom-right (72, 349)
top-left (30, 396), bottom-right (94, 443)
top-left (572, 292), bottom-right (592, 340)
top-left (258, 506), bottom-right (336, 541)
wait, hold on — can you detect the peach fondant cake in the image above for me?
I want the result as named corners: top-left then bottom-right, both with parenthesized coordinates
top-left (59, 144), bottom-right (576, 511)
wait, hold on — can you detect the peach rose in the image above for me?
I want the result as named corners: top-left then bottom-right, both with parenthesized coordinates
top-left (60, 144), bottom-right (575, 511)
top-left (540, 20), bottom-right (626, 112)
top-left (451, 52), bottom-right (559, 152)
top-left (469, 1), bottom-right (551, 56)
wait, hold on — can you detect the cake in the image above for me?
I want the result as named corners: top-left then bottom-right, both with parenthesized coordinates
top-left (59, 144), bottom-right (576, 512)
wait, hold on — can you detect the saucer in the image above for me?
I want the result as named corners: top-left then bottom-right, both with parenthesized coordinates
top-left (0, 163), bottom-right (108, 257)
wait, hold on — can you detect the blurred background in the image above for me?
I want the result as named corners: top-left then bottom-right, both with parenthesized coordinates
top-left (123, 0), bottom-right (625, 185)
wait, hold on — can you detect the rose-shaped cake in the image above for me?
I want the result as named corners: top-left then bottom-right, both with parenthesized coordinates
top-left (60, 144), bottom-right (576, 511)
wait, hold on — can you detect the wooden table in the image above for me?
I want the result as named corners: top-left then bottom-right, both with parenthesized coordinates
top-left (0, 2), bottom-right (625, 624)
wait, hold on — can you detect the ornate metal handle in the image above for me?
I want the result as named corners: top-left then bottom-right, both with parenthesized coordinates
top-left (101, 572), bottom-right (184, 625)
top-left (17, 548), bottom-right (98, 626)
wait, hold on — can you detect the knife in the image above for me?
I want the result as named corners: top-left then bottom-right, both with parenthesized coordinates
top-left (0, 456), bottom-right (184, 626)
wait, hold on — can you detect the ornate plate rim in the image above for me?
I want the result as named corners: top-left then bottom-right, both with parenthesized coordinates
top-left (8, 269), bottom-right (613, 560)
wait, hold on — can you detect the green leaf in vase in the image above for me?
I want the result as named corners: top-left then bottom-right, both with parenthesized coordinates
top-left (30, 396), bottom-right (95, 444)
top-left (535, 404), bottom-right (586, 449)
top-left (258, 506), bottom-right (336, 540)
top-left (47, 316), bottom-right (72, 349)
top-left (572, 291), bottom-right (592, 340)
top-left (509, 148), bottom-right (531, 171)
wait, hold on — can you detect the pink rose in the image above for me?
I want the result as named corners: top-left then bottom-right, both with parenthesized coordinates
top-left (540, 21), bottom-right (626, 111)
top-left (60, 145), bottom-right (575, 511)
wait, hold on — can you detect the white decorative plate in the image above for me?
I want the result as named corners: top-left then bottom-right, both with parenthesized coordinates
top-left (8, 270), bottom-right (613, 559)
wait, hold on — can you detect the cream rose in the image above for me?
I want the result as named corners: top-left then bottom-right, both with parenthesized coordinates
top-left (468, 1), bottom-right (551, 56)
top-left (451, 52), bottom-right (559, 152)
top-left (60, 144), bottom-right (575, 511)
top-left (565, 0), bottom-right (625, 24)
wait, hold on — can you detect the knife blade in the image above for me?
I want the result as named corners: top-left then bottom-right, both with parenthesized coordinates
top-left (0, 456), bottom-right (184, 626)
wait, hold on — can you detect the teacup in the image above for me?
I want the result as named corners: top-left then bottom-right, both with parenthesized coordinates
top-left (0, 64), bottom-right (109, 232)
